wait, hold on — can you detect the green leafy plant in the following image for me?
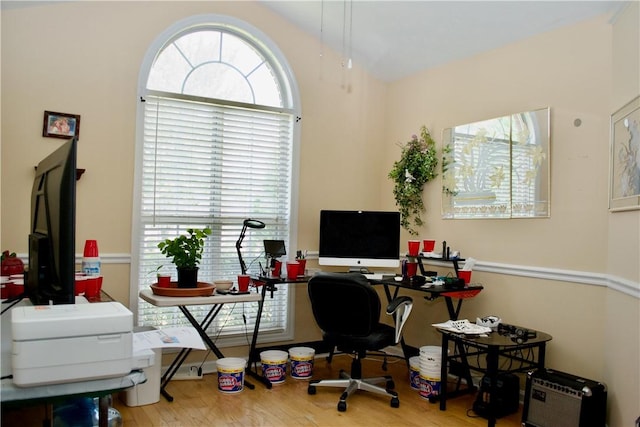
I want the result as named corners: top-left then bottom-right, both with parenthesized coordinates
top-left (147, 265), bottom-right (167, 277)
top-left (441, 142), bottom-right (458, 197)
top-left (388, 126), bottom-right (438, 235)
top-left (158, 227), bottom-right (212, 269)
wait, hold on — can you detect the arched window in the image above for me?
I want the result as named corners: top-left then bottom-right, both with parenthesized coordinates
top-left (130, 15), bottom-right (300, 343)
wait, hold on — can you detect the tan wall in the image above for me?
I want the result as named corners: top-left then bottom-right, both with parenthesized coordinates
top-left (385, 15), bottom-right (612, 270)
top-left (386, 10), bottom-right (615, 371)
top-left (0, 0), bottom-right (387, 301)
top-left (2, 2), bottom-right (638, 425)
top-left (606, 3), bottom-right (640, 427)
top-left (0, 0), bottom-right (385, 382)
top-left (383, 10), bottom-right (639, 425)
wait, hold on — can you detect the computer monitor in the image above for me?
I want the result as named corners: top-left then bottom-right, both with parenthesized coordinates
top-left (318, 210), bottom-right (400, 271)
top-left (27, 137), bottom-right (77, 305)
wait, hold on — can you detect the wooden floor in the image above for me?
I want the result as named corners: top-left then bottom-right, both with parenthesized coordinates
top-left (113, 354), bottom-right (523, 427)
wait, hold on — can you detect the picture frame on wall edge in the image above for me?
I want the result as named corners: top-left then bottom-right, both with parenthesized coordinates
top-left (609, 95), bottom-right (640, 212)
top-left (42, 110), bottom-right (81, 140)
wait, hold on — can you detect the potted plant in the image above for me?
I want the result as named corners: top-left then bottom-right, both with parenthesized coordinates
top-left (158, 227), bottom-right (212, 288)
top-left (388, 125), bottom-right (439, 235)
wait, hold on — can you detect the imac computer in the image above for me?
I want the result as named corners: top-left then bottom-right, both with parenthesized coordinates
top-left (318, 210), bottom-right (400, 272)
top-left (27, 137), bottom-right (77, 305)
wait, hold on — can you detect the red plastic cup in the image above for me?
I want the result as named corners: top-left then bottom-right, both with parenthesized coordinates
top-left (157, 275), bottom-right (171, 288)
top-left (458, 270), bottom-right (472, 285)
top-left (84, 276), bottom-right (101, 298)
top-left (83, 240), bottom-right (99, 257)
top-left (406, 262), bottom-right (418, 277)
top-left (9, 281), bottom-right (24, 298)
top-left (297, 259), bottom-right (307, 276)
top-left (286, 261), bottom-right (299, 280)
top-left (423, 239), bottom-right (436, 252)
top-left (237, 274), bottom-right (251, 292)
top-left (272, 260), bottom-right (282, 278)
top-left (408, 240), bottom-right (420, 256)
top-left (75, 276), bottom-right (88, 295)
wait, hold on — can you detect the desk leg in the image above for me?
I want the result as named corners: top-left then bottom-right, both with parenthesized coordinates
top-left (438, 332), bottom-right (449, 410)
top-left (444, 297), bottom-right (463, 321)
top-left (246, 284), bottom-right (273, 389)
top-left (537, 342), bottom-right (546, 368)
top-left (485, 347), bottom-right (499, 427)
top-left (181, 305), bottom-right (255, 390)
top-left (435, 334), bottom-right (476, 408)
top-left (44, 403), bottom-right (53, 427)
top-left (160, 347), bottom-right (193, 401)
top-left (97, 395), bottom-right (109, 427)
top-left (160, 305), bottom-right (222, 401)
top-left (180, 306), bottom-right (225, 359)
top-left (161, 303), bottom-right (258, 401)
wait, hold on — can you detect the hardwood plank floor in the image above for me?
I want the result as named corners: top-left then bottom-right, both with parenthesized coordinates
top-left (114, 354), bottom-right (523, 427)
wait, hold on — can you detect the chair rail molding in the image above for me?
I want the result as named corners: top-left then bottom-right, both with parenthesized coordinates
top-left (16, 252), bottom-right (640, 299)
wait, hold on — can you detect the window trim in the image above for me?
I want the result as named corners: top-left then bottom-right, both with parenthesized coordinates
top-left (130, 14), bottom-right (301, 347)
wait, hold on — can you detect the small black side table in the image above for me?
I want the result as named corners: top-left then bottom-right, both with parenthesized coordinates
top-left (436, 327), bottom-right (552, 427)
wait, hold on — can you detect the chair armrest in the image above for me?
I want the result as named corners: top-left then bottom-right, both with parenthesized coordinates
top-left (386, 296), bottom-right (413, 315)
top-left (386, 296), bottom-right (413, 343)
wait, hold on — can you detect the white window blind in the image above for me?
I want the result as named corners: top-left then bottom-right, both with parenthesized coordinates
top-left (136, 94), bottom-right (293, 337)
top-left (132, 20), bottom-right (299, 343)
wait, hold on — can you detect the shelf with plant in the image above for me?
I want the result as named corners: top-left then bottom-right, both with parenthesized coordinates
top-left (388, 125), bottom-right (439, 235)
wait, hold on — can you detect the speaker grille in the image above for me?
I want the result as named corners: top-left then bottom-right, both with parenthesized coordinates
top-left (527, 379), bottom-right (582, 427)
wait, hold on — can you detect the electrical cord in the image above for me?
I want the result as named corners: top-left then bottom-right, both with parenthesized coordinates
top-left (1, 294), bottom-right (25, 315)
top-left (196, 302), bottom-right (239, 372)
top-left (245, 251), bottom-right (266, 274)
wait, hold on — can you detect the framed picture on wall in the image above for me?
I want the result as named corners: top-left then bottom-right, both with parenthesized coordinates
top-left (42, 111), bottom-right (81, 139)
top-left (609, 95), bottom-right (640, 212)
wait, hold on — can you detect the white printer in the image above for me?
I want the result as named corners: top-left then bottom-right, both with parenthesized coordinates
top-left (11, 301), bottom-right (134, 387)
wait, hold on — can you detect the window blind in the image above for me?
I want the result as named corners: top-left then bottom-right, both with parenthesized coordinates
top-left (136, 94), bottom-right (294, 339)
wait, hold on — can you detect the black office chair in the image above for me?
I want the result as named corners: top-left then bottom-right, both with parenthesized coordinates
top-left (307, 272), bottom-right (413, 412)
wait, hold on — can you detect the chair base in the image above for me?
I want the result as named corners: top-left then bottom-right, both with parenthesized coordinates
top-left (307, 369), bottom-right (400, 412)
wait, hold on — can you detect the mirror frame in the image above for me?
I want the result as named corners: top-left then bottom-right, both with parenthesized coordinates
top-left (442, 108), bottom-right (550, 219)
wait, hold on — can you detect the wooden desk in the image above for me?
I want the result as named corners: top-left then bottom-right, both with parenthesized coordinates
top-left (139, 289), bottom-right (262, 400)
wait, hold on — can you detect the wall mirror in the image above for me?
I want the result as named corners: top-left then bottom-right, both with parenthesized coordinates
top-left (442, 107), bottom-right (550, 219)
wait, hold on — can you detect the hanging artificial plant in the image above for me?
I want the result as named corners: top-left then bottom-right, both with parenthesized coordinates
top-left (388, 125), bottom-right (439, 235)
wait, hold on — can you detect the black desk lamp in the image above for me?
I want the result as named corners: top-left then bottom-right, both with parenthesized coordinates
top-left (236, 218), bottom-right (265, 274)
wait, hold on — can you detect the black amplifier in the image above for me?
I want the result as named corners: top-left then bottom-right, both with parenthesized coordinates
top-left (472, 373), bottom-right (520, 419)
top-left (522, 368), bottom-right (607, 427)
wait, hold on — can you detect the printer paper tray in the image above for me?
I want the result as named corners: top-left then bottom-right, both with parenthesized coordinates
top-left (12, 332), bottom-right (132, 387)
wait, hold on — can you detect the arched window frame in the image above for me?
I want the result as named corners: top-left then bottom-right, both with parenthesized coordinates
top-left (130, 14), bottom-right (301, 347)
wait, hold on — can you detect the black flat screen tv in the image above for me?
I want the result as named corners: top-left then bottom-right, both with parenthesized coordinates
top-left (27, 137), bottom-right (77, 305)
top-left (318, 210), bottom-right (400, 270)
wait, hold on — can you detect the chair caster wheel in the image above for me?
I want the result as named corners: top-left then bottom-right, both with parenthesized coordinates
top-left (390, 397), bottom-right (400, 408)
top-left (386, 380), bottom-right (395, 389)
top-left (337, 401), bottom-right (347, 412)
top-left (308, 385), bottom-right (316, 395)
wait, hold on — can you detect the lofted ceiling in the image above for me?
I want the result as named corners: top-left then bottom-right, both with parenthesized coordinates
top-left (261, 0), bottom-right (627, 82)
